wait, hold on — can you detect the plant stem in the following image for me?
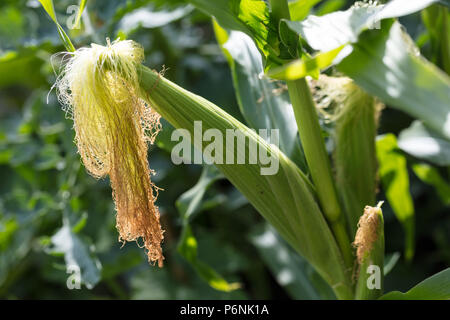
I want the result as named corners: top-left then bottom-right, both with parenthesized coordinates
top-left (287, 79), bottom-right (353, 266)
top-left (269, 0), bottom-right (353, 270)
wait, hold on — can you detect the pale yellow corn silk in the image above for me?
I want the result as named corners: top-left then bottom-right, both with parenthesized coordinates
top-left (353, 205), bottom-right (381, 265)
top-left (55, 39), bottom-right (164, 267)
top-left (309, 75), bottom-right (382, 122)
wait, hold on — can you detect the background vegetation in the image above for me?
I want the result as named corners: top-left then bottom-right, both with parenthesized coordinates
top-left (0, 0), bottom-right (448, 299)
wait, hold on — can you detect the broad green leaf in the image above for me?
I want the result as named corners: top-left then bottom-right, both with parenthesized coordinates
top-left (140, 65), bottom-right (353, 299)
top-left (412, 163), bottom-right (450, 205)
top-left (398, 121), bottom-right (450, 166)
top-left (214, 24), bottom-right (306, 169)
top-left (284, 0), bottom-right (440, 52)
top-left (49, 217), bottom-right (101, 289)
top-left (266, 45), bottom-right (344, 80)
top-left (339, 20), bottom-right (450, 141)
top-left (188, 0), bottom-right (279, 62)
top-left (376, 134), bottom-right (415, 261)
top-left (267, 0), bottom-right (441, 81)
top-left (250, 223), bottom-right (335, 300)
top-left (282, 6), bottom-right (382, 52)
top-left (38, 0), bottom-right (75, 52)
top-left (288, 0), bottom-right (323, 21)
top-left (380, 267), bottom-right (450, 300)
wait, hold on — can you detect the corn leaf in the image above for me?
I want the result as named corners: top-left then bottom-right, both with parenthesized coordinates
top-left (38, 0), bottom-right (75, 52)
top-left (284, 0), bottom-right (439, 52)
top-left (266, 45), bottom-right (345, 80)
top-left (398, 121), bottom-right (450, 166)
top-left (376, 134), bottom-right (415, 261)
top-left (213, 23), bottom-right (307, 170)
top-left (288, 0), bottom-right (323, 21)
top-left (380, 267), bottom-right (450, 300)
top-left (187, 0), bottom-right (279, 63)
top-left (339, 20), bottom-right (450, 141)
top-left (276, 1), bottom-right (450, 141)
top-left (74, 0), bottom-right (88, 29)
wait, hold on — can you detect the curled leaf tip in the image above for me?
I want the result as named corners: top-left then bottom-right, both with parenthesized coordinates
top-left (55, 38), bottom-right (164, 266)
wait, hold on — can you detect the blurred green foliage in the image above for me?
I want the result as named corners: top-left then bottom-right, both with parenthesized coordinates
top-left (0, 0), bottom-right (448, 299)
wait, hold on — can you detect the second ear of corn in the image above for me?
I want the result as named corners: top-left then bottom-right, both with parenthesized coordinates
top-left (354, 203), bottom-right (385, 300)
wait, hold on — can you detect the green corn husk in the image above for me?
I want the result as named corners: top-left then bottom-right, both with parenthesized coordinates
top-left (314, 76), bottom-right (379, 235)
top-left (137, 65), bottom-right (354, 299)
top-left (354, 203), bottom-right (385, 300)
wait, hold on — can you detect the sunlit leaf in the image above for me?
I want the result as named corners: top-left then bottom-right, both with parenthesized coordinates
top-left (288, 0), bottom-right (323, 21)
top-left (38, 0), bottom-right (75, 52)
top-left (188, 0), bottom-right (278, 62)
top-left (266, 45), bottom-right (345, 80)
top-left (398, 121), bottom-right (450, 166)
top-left (376, 134), bottom-right (415, 261)
top-left (214, 25), bottom-right (306, 169)
top-left (339, 20), bottom-right (450, 140)
top-left (74, 0), bottom-right (88, 29)
top-left (284, 0), bottom-right (440, 52)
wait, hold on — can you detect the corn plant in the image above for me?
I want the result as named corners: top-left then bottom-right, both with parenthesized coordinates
top-left (36, 0), bottom-right (450, 300)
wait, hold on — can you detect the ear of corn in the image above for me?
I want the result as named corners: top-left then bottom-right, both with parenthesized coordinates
top-left (137, 62), bottom-right (354, 299)
top-left (314, 75), bottom-right (379, 235)
top-left (354, 203), bottom-right (385, 300)
top-left (55, 39), bottom-right (354, 299)
top-left (56, 40), bottom-right (164, 267)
